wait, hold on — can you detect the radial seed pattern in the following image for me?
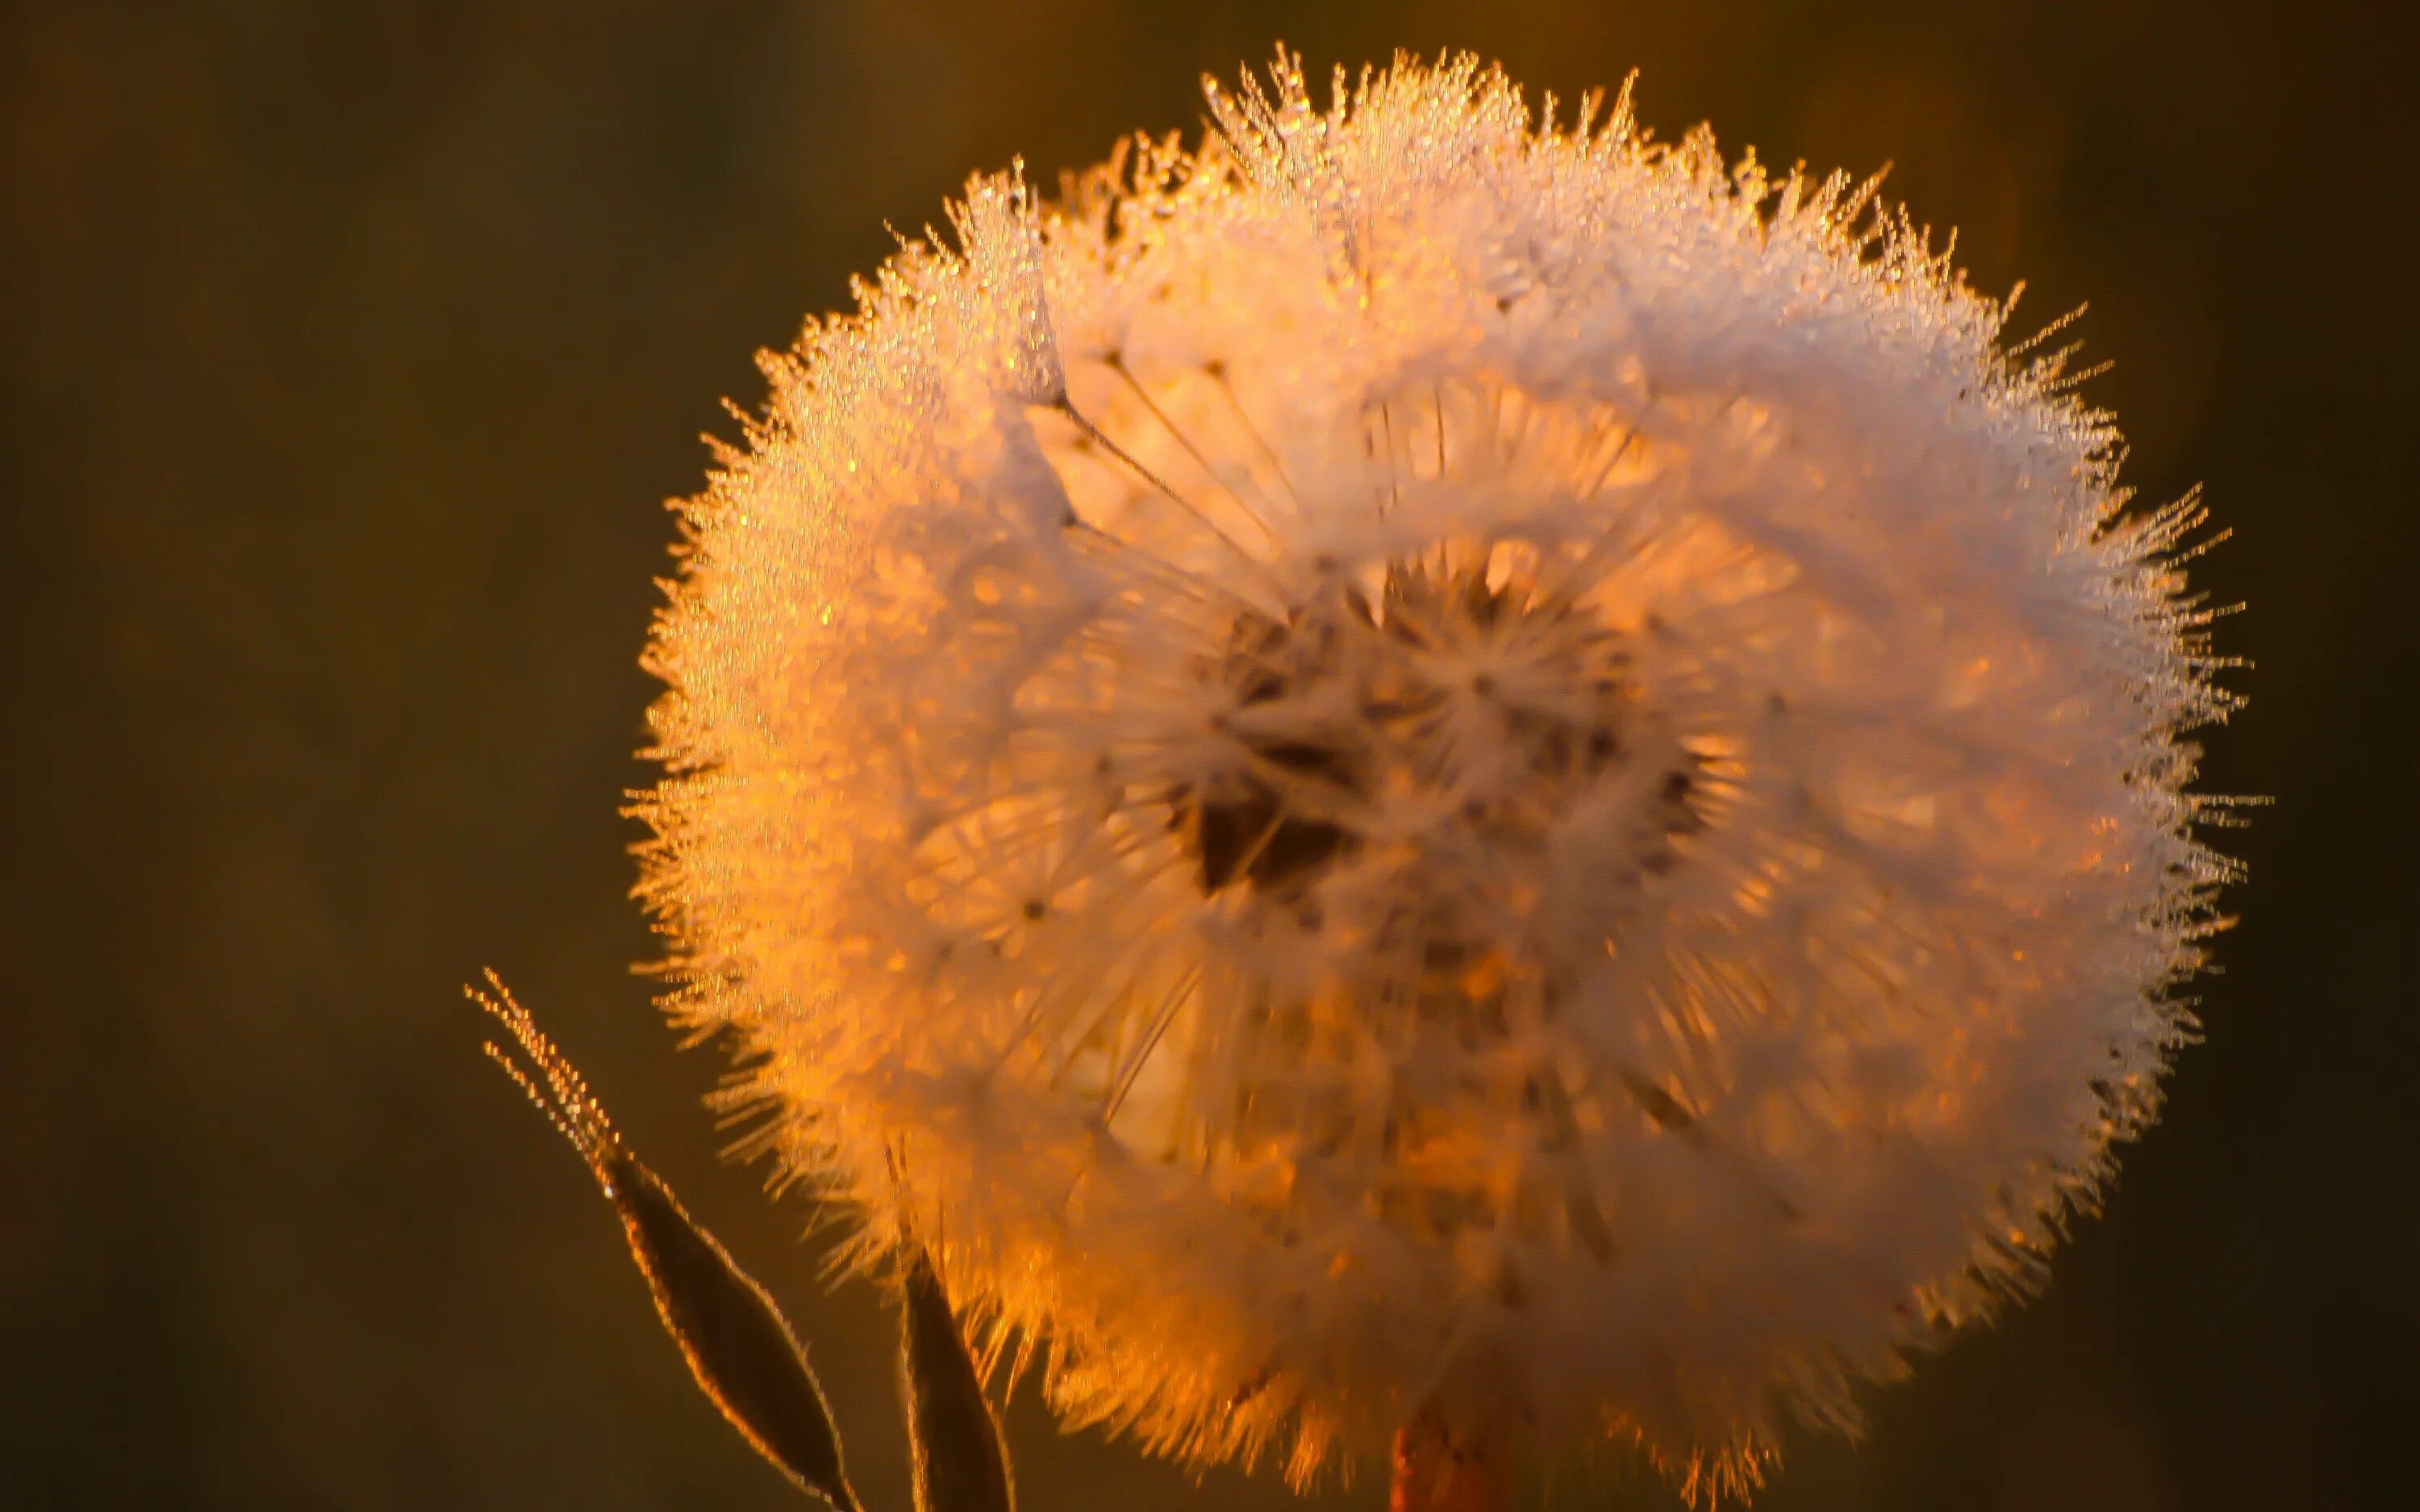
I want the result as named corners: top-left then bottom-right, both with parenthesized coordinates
top-left (635, 52), bottom-right (2235, 1499)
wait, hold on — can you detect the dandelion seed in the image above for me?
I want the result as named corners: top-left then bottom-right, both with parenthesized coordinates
top-left (632, 49), bottom-right (2237, 1503)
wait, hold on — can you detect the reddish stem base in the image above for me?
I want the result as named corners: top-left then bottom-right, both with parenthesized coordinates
top-left (1389, 1411), bottom-right (1512, 1512)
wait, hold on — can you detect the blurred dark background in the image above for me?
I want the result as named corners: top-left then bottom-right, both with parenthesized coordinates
top-left (2, 2), bottom-right (2410, 1508)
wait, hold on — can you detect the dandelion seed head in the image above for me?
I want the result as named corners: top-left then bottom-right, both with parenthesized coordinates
top-left (636, 50), bottom-right (2234, 1498)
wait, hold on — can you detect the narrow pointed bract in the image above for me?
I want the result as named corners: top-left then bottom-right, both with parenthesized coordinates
top-left (900, 1247), bottom-right (1017, 1512)
top-left (473, 976), bottom-right (862, 1512)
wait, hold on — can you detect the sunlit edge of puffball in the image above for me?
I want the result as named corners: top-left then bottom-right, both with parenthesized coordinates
top-left (632, 47), bottom-right (2240, 1505)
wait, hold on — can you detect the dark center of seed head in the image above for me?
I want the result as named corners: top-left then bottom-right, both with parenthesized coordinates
top-left (1167, 556), bottom-right (1694, 902)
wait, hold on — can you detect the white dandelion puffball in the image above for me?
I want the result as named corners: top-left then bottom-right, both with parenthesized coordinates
top-left (637, 52), bottom-right (2233, 1497)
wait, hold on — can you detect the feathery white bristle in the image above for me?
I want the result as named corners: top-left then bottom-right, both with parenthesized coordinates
top-left (634, 49), bottom-right (2235, 1501)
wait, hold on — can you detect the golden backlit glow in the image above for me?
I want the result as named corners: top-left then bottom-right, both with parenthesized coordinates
top-left (632, 51), bottom-right (2233, 1503)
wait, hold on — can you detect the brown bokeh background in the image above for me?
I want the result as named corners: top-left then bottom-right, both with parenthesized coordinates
top-left (3, 2), bottom-right (2410, 1508)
